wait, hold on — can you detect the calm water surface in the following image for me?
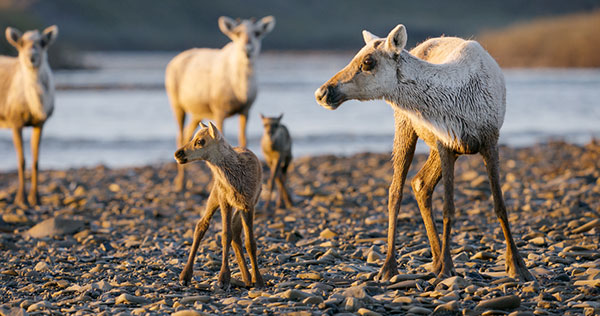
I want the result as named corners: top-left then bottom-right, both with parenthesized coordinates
top-left (0, 52), bottom-right (599, 170)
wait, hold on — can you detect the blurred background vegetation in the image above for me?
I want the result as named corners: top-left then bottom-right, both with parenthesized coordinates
top-left (0, 0), bottom-right (599, 68)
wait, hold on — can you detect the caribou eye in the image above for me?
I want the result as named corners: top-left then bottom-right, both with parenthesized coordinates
top-left (254, 31), bottom-right (261, 37)
top-left (362, 56), bottom-right (375, 71)
top-left (196, 138), bottom-right (206, 147)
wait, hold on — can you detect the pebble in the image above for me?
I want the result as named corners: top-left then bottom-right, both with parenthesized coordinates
top-left (297, 272), bottom-right (322, 280)
top-left (302, 296), bottom-right (323, 305)
top-left (279, 289), bottom-right (312, 301)
top-left (33, 261), bottom-right (50, 272)
top-left (25, 216), bottom-right (84, 238)
top-left (407, 306), bottom-right (432, 314)
top-left (171, 311), bottom-right (206, 316)
top-left (357, 307), bottom-right (382, 316)
top-left (180, 296), bottom-right (210, 305)
top-left (26, 301), bottom-right (53, 312)
top-left (319, 228), bottom-right (338, 239)
top-left (115, 294), bottom-right (150, 305)
top-left (475, 295), bottom-right (521, 311)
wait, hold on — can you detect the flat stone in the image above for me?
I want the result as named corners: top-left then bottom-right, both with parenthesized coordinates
top-left (407, 306), bottom-right (432, 314)
top-left (341, 285), bottom-right (372, 301)
top-left (115, 293), bottom-right (150, 305)
top-left (344, 297), bottom-right (362, 312)
top-left (440, 276), bottom-right (468, 289)
top-left (34, 262), bottom-right (50, 272)
top-left (302, 296), bottom-right (323, 305)
top-left (2, 213), bottom-right (29, 224)
top-left (357, 307), bottom-right (382, 316)
top-left (572, 219), bottom-right (600, 234)
top-left (573, 279), bottom-right (600, 287)
top-left (471, 251), bottom-right (497, 261)
top-left (388, 280), bottom-right (417, 290)
top-left (432, 301), bottom-right (459, 315)
top-left (180, 296), bottom-right (211, 305)
top-left (475, 295), bottom-right (521, 311)
top-left (279, 289), bottom-right (312, 301)
top-left (320, 228), bottom-right (338, 239)
top-left (26, 301), bottom-right (52, 312)
top-left (297, 272), bottom-right (322, 280)
top-left (26, 216), bottom-right (84, 238)
top-left (171, 311), bottom-right (207, 316)
top-left (508, 312), bottom-right (535, 316)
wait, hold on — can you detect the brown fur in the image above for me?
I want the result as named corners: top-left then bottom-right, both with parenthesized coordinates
top-left (260, 114), bottom-right (293, 212)
top-left (174, 122), bottom-right (264, 289)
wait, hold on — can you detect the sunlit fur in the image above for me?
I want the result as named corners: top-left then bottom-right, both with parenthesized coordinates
top-left (316, 25), bottom-right (533, 282)
top-left (0, 25), bottom-right (58, 206)
top-left (166, 16), bottom-right (275, 191)
top-left (316, 25), bottom-right (505, 154)
top-left (174, 122), bottom-right (264, 289)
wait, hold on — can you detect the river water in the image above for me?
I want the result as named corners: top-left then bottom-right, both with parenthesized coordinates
top-left (0, 52), bottom-right (599, 170)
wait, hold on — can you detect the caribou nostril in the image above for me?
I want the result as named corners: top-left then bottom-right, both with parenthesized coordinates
top-left (316, 86), bottom-right (329, 101)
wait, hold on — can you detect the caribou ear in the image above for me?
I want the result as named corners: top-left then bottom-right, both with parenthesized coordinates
top-left (218, 16), bottom-right (237, 38)
top-left (41, 25), bottom-right (58, 48)
top-left (255, 16), bottom-right (275, 37)
top-left (362, 30), bottom-right (379, 44)
top-left (259, 113), bottom-right (266, 120)
top-left (199, 122), bottom-right (207, 129)
top-left (208, 122), bottom-right (221, 139)
top-left (5, 27), bottom-right (22, 48)
top-left (385, 24), bottom-right (407, 54)
top-left (277, 113), bottom-right (283, 121)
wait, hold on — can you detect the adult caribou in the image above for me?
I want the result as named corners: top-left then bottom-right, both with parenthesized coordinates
top-left (315, 24), bottom-right (533, 282)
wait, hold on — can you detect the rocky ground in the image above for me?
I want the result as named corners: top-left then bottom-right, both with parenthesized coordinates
top-left (0, 141), bottom-right (599, 316)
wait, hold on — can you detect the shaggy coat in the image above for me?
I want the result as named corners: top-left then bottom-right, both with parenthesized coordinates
top-left (315, 25), bottom-right (533, 282)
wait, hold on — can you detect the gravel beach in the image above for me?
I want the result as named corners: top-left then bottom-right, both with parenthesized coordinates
top-left (0, 141), bottom-right (599, 316)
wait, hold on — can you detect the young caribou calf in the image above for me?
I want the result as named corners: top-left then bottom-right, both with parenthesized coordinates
top-left (0, 26), bottom-right (58, 206)
top-left (315, 25), bottom-right (533, 282)
top-left (166, 16), bottom-right (275, 191)
top-left (260, 114), bottom-right (294, 211)
top-left (174, 122), bottom-right (264, 289)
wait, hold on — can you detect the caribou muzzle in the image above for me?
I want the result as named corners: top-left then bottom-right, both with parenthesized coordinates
top-left (174, 149), bottom-right (188, 164)
top-left (315, 85), bottom-right (345, 110)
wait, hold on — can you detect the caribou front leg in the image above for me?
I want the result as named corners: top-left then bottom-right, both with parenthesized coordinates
top-left (377, 114), bottom-right (417, 281)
